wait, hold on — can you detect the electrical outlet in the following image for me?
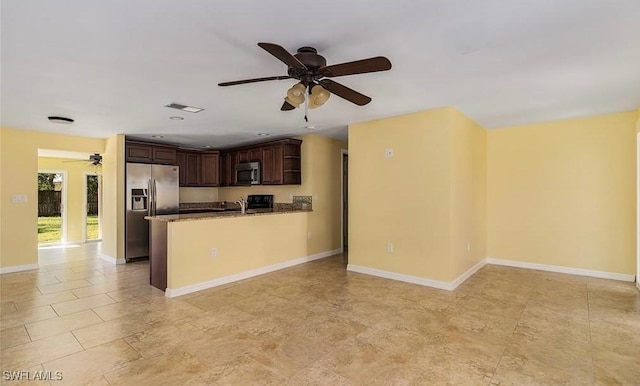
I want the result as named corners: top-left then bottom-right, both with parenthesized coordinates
top-left (288, 192), bottom-right (293, 200)
top-left (210, 248), bottom-right (218, 258)
top-left (307, 232), bottom-right (312, 240)
top-left (467, 242), bottom-right (471, 252)
top-left (387, 243), bottom-right (394, 253)
top-left (385, 148), bottom-right (394, 158)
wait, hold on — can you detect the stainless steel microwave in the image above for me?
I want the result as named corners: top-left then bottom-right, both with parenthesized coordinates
top-left (235, 162), bottom-right (260, 185)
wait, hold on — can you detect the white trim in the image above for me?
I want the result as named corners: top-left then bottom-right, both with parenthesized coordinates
top-left (450, 259), bottom-right (487, 289)
top-left (99, 254), bottom-right (126, 265)
top-left (486, 258), bottom-right (635, 282)
top-left (347, 264), bottom-right (454, 290)
top-left (0, 264), bottom-right (40, 274)
top-left (83, 172), bottom-right (103, 242)
top-left (636, 132), bottom-right (639, 291)
top-left (340, 149), bottom-right (348, 250)
top-left (165, 248), bottom-right (342, 298)
top-left (347, 260), bottom-right (486, 291)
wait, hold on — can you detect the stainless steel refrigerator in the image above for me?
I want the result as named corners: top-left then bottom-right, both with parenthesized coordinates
top-left (125, 163), bottom-right (179, 261)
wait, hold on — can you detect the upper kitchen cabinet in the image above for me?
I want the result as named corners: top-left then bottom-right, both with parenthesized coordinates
top-left (126, 141), bottom-right (177, 164)
top-left (200, 151), bottom-right (220, 186)
top-left (220, 151), bottom-right (238, 187)
top-left (176, 150), bottom-right (219, 187)
top-left (262, 139), bottom-right (302, 185)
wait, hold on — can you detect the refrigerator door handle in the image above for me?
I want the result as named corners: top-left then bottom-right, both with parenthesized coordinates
top-left (153, 179), bottom-right (157, 216)
top-left (147, 179), bottom-right (153, 216)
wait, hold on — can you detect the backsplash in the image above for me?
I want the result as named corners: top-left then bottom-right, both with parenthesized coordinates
top-left (181, 195), bottom-right (312, 211)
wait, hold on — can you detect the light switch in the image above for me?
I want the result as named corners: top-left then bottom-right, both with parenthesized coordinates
top-left (12, 194), bottom-right (27, 203)
top-left (384, 148), bottom-right (394, 158)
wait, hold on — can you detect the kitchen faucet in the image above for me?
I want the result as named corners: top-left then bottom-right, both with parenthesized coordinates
top-left (235, 197), bottom-right (247, 214)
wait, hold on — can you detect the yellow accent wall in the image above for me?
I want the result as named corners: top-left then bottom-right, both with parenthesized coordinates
top-left (37, 157), bottom-right (103, 243)
top-left (167, 213), bottom-right (308, 289)
top-left (218, 134), bottom-right (346, 255)
top-left (0, 128), bottom-right (105, 269)
top-left (179, 187), bottom-right (218, 203)
top-left (101, 135), bottom-right (125, 261)
top-left (348, 107), bottom-right (486, 283)
top-left (487, 111), bottom-right (636, 274)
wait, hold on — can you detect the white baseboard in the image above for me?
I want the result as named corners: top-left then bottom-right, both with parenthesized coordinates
top-left (165, 248), bottom-right (342, 298)
top-left (347, 264), bottom-right (453, 290)
top-left (486, 258), bottom-right (635, 282)
top-left (0, 263), bottom-right (39, 274)
top-left (635, 280), bottom-right (639, 292)
top-left (347, 259), bottom-right (487, 291)
top-left (450, 259), bottom-right (487, 289)
top-left (99, 254), bottom-right (126, 265)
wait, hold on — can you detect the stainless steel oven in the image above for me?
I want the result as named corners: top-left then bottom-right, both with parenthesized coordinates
top-left (235, 162), bottom-right (260, 185)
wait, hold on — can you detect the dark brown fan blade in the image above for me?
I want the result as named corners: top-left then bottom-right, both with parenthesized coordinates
top-left (281, 101), bottom-right (296, 111)
top-left (319, 56), bottom-right (391, 78)
top-left (319, 79), bottom-right (372, 106)
top-left (218, 75), bottom-right (291, 87)
top-left (258, 42), bottom-right (307, 70)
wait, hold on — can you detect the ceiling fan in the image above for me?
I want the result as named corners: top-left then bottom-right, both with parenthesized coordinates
top-left (62, 153), bottom-right (102, 166)
top-left (218, 42), bottom-right (392, 112)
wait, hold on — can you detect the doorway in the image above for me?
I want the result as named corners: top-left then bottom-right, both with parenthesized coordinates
top-left (85, 173), bottom-right (102, 242)
top-left (37, 171), bottom-right (67, 244)
top-left (341, 150), bottom-right (348, 258)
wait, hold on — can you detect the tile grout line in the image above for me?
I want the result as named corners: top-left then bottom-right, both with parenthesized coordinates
top-left (488, 284), bottom-right (534, 385)
top-left (586, 288), bottom-right (596, 383)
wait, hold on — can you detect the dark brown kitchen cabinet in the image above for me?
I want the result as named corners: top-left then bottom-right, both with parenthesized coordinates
top-left (175, 152), bottom-right (187, 186)
top-left (261, 146), bottom-right (283, 185)
top-left (220, 151), bottom-right (239, 186)
top-left (238, 150), bottom-right (250, 163)
top-left (260, 139), bottom-right (301, 185)
top-left (250, 149), bottom-right (262, 163)
top-left (184, 153), bottom-right (201, 186)
top-left (126, 141), bottom-right (176, 164)
top-left (200, 152), bottom-right (220, 186)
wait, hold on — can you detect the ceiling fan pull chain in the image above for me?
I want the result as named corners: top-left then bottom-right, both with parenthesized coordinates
top-left (304, 90), bottom-right (309, 122)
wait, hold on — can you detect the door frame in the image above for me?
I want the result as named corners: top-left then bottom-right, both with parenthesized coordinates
top-left (340, 149), bottom-right (348, 252)
top-left (83, 172), bottom-right (103, 242)
top-left (38, 169), bottom-right (68, 245)
top-left (636, 132), bottom-right (639, 291)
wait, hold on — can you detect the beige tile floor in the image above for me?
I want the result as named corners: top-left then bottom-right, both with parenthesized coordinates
top-left (1, 243), bottom-right (639, 385)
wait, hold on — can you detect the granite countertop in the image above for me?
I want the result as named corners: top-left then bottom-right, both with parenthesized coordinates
top-left (145, 207), bottom-right (312, 222)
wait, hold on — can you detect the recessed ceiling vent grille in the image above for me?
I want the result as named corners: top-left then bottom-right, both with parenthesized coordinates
top-left (164, 103), bottom-right (204, 113)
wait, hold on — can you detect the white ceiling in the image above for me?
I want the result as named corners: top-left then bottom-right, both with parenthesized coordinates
top-left (2, 0), bottom-right (639, 149)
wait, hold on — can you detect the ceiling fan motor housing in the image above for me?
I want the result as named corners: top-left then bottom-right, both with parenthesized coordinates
top-left (288, 47), bottom-right (327, 82)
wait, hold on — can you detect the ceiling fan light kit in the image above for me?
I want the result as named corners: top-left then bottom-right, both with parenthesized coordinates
top-left (218, 42), bottom-right (391, 114)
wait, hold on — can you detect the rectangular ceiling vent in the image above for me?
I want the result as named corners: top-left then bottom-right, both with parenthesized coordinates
top-left (165, 103), bottom-right (204, 113)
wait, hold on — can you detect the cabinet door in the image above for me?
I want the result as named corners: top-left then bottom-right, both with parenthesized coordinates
top-left (126, 143), bottom-right (153, 163)
top-left (250, 148), bottom-right (262, 163)
top-left (185, 153), bottom-right (201, 186)
top-left (153, 147), bottom-right (177, 164)
top-left (238, 150), bottom-right (250, 163)
top-left (261, 146), bottom-right (283, 185)
top-left (261, 147), bottom-right (274, 184)
top-left (271, 146), bottom-right (283, 184)
top-left (228, 152), bottom-right (239, 185)
top-left (201, 153), bottom-right (219, 186)
top-left (175, 152), bottom-right (187, 186)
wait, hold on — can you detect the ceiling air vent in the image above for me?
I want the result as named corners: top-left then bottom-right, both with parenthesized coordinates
top-left (165, 103), bottom-right (204, 113)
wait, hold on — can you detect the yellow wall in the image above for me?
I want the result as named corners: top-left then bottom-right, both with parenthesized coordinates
top-left (167, 213), bottom-right (308, 289)
top-left (0, 128), bottom-right (105, 268)
top-left (487, 111), bottom-right (636, 274)
top-left (348, 107), bottom-right (485, 282)
top-left (218, 134), bottom-right (346, 255)
top-left (101, 135), bottom-right (125, 261)
top-left (37, 157), bottom-right (103, 243)
top-left (450, 112), bottom-right (487, 278)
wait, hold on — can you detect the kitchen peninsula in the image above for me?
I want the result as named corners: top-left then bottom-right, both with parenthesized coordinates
top-left (146, 206), bottom-right (312, 297)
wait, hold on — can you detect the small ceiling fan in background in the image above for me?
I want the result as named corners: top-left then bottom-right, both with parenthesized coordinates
top-left (62, 153), bottom-right (102, 166)
top-left (218, 42), bottom-right (392, 112)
